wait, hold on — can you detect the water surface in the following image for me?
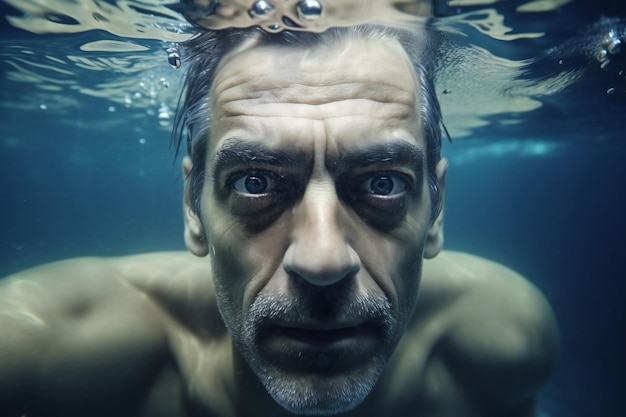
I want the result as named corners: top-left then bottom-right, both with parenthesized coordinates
top-left (0, 1), bottom-right (624, 416)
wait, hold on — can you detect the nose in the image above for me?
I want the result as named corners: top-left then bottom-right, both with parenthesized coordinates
top-left (283, 180), bottom-right (361, 286)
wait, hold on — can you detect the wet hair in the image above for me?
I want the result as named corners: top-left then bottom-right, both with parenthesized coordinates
top-left (173, 24), bottom-right (443, 220)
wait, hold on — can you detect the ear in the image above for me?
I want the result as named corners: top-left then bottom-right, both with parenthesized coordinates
top-left (424, 158), bottom-right (448, 259)
top-left (182, 156), bottom-right (209, 257)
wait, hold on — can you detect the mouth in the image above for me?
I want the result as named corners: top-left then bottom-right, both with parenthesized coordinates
top-left (270, 323), bottom-right (379, 347)
top-left (256, 322), bottom-right (384, 372)
top-left (245, 289), bottom-right (395, 373)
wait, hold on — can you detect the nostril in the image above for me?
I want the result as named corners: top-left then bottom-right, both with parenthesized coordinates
top-left (283, 244), bottom-right (361, 287)
top-left (289, 266), bottom-right (357, 287)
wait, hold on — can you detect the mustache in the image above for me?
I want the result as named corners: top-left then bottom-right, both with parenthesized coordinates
top-left (245, 287), bottom-right (396, 336)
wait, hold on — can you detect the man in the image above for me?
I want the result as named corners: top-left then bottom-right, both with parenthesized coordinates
top-left (0, 23), bottom-right (558, 417)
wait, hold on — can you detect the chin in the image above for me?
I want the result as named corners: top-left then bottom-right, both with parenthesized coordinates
top-left (252, 354), bottom-right (388, 415)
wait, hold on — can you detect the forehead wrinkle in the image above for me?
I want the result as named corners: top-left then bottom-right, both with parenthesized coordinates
top-left (209, 37), bottom-right (424, 150)
top-left (211, 39), bottom-right (418, 113)
top-left (214, 76), bottom-right (416, 122)
top-left (218, 100), bottom-right (414, 121)
top-left (213, 43), bottom-right (415, 92)
top-left (215, 78), bottom-right (415, 112)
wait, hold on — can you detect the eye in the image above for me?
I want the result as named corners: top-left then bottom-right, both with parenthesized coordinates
top-left (233, 172), bottom-right (277, 195)
top-left (224, 170), bottom-right (303, 232)
top-left (337, 171), bottom-right (417, 232)
top-left (362, 173), bottom-right (407, 196)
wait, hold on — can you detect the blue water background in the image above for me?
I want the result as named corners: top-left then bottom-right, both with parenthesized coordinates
top-left (1, 1), bottom-right (626, 416)
top-left (2, 99), bottom-right (624, 417)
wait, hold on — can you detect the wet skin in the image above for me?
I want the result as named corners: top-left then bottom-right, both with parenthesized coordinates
top-left (0, 36), bottom-right (559, 417)
top-left (182, 37), bottom-right (446, 414)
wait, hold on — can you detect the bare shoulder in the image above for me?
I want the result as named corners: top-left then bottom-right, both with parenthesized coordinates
top-left (0, 252), bottom-right (213, 416)
top-left (0, 251), bottom-right (207, 321)
top-left (418, 251), bottom-right (559, 412)
top-left (111, 251), bottom-right (223, 336)
top-left (420, 251), bottom-right (559, 352)
top-left (1, 254), bottom-right (156, 324)
top-left (0, 252), bottom-right (199, 364)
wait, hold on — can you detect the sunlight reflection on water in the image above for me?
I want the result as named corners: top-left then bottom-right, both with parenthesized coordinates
top-left (0, 0), bottom-right (624, 140)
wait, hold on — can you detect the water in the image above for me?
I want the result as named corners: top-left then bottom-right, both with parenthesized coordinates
top-left (0, 1), bottom-right (625, 416)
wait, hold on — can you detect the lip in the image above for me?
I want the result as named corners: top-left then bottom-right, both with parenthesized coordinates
top-left (256, 322), bottom-right (383, 371)
top-left (270, 323), bottom-right (378, 347)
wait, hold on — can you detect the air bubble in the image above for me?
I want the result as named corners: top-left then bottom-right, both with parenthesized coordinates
top-left (158, 104), bottom-right (170, 127)
top-left (139, 138), bottom-right (146, 145)
top-left (167, 47), bottom-right (181, 69)
top-left (605, 29), bottom-right (622, 55)
top-left (160, 77), bottom-right (169, 88)
top-left (108, 106), bottom-right (116, 112)
top-left (607, 39), bottom-right (621, 54)
top-left (249, 0), bottom-right (275, 19)
top-left (124, 94), bottom-right (132, 108)
top-left (296, 0), bottom-right (323, 21)
top-left (39, 104), bottom-right (47, 110)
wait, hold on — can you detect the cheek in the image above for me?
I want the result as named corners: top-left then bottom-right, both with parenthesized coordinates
top-left (209, 232), bottom-right (248, 323)
top-left (202, 201), bottom-right (250, 319)
top-left (395, 245), bottom-right (423, 318)
top-left (358, 215), bottom-right (428, 319)
top-left (205, 204), bottom-right (292, 317)
top-left (393, 217), bottom-right (431, 320)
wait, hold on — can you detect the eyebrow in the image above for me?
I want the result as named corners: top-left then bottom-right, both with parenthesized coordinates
top-left (337, 141), bottom-right (425, 173)
top-left (211, 138), bottom-right (307, 176)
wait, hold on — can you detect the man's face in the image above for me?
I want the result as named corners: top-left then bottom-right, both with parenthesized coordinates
top-left (184, 36), bottom-right (444, 414)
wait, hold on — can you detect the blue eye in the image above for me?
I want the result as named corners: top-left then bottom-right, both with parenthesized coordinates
top-left (363, 173), bottom-right (407, 196)
top-left (233, 172), bottom-right (276, 195)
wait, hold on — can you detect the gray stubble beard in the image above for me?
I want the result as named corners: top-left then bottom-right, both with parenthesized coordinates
top-left (220, 288), bottom-right (401, 415)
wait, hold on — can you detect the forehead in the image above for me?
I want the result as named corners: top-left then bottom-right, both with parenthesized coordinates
top-left (212, 35), bottom-right (416, 93)
top-left (208, 36), bottom-right (422, 151)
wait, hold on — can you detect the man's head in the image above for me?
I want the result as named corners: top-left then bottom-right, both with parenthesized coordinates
top-left (176, 25), bottom-right (447, 414)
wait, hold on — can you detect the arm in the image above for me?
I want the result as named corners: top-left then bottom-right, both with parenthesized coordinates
top-left (0, 257), bottom-right (168, 417)
top-left (438, 253), bottom-right (559, 417)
